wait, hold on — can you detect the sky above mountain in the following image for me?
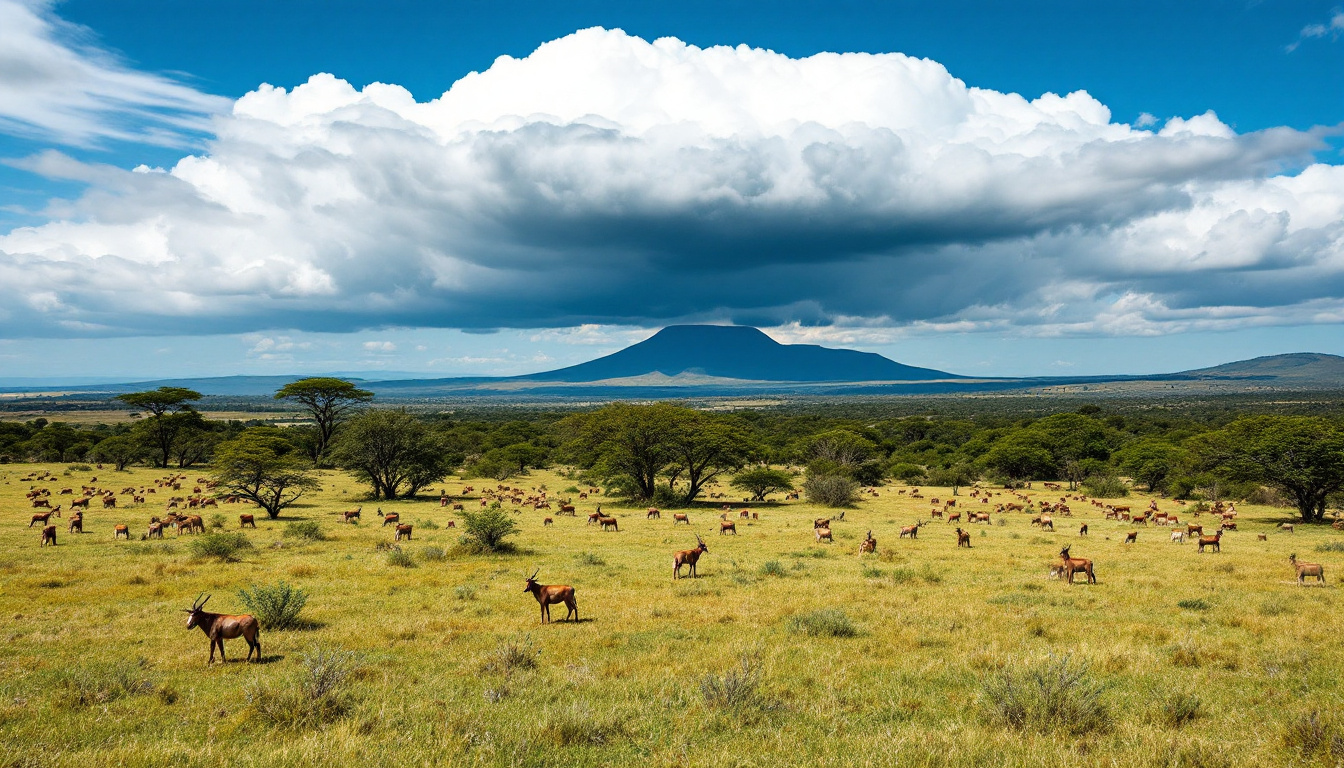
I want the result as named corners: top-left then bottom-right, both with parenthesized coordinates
top-left (0, 0), bottom-right (1341, 379)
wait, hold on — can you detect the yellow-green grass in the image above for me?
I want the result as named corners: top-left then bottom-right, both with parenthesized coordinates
top-left (0, 463), bottom-right (1340, 767)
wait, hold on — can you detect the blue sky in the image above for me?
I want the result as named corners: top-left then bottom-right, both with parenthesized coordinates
top-left (0, 0), bottom-right (1342, 381)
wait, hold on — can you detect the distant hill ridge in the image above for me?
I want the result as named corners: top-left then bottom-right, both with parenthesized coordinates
top-left (519, 325), bottom-right (958, 383)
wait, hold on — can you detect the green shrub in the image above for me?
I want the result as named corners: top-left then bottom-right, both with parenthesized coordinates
top-left (459, 506), bottom-right (519, 552)
top-left (803, 474), bottom-right (859, 507)
top-left (189, 532), bottom-right (254, 562)
top-left (981, 654), bottom-right (1108, 736)
top-left (417, 518), bottom-right (440, 530)
top-left (208, 513), bottom-right (227, 529)
top-left (245, 645), bottom-right (360, 729)
top-left (68, 463), bottom-right (93, 472)
top-left (1082, 475), bottom-right (1129, 498)
top-left (481, 634), bottom-right (539, 675)
top-left (1177, 598), bottom-right (1212, 611)
top-left (386, 548), bottom-right (416, 568)
top-left (1282, 710), bottom-right (1344, 760)
top-left (787, 608), bottom-right (860, 638)
top-left (418, 546), bottom-right (447, 562)
top-left (575, 552), bottom-right (606, 566)
top-left (55, 658), bottom-right (157, 707)
top-left (236, 581), bottom-right (309, 630)
top-left (284, 521), bottom-right (325, 541)
top-left (759, 560), bottom-right (788, 577)
top-left (454, 584), bottom-right (478, 601)
top-left (1317, 541), bottom-right (1344, 552)
top-left (701, 654), bottom-right (766, 709)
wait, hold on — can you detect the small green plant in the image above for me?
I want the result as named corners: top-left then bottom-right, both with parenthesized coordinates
top-left (1177, 598), bottom-right (1212, 611)
top-left (759, 560), bottom-right (788, 577)
top-left (481, 634), bottom-right (540, 675)
top-left (701, 653), bottom-right (765, 709)
top-left (386, 548), bottom-right (416, 568)
top-left (459, 506), bottom-right (519, 552)
top-left (1316, 541), bottom-right (1344, 553)
top-left (417, 518), bottom-right (440, 530)
top-left (68, 463), bottom-right (92, 472)
top-left (981, 654), bottom-right (1109, 736)
top-left (419, 546), bottom-right (447, 562)
top-left (245, 645), bottom-right (361, 729)
top-left (454, 584), bottom-right (478, 601)
top-left (575, 552), bottom-right (606, 566)
top-left (1282, 710), bottom-right (1344, 760)
top-left (788, 608), bottom-right (860, 638)
top-left (284, 521), bottom-right (325, 541)
top-left (236, 581), bottom-right (309, 630)
top-left (208, 513), bottom-right (227, 529)
top-left (189, 532), bottom-right (254, 562)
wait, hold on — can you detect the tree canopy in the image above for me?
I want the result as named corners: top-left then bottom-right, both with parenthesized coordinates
top-left (113, 387), bottom-right (202, 467)
top-left (212, 429), bottom-right (319, 519)
top-left (274, 378), bottom-right (374, 464)
top-left (1191, 416), bottom-right (1344, 522)
top-left (331, 409), bottom-right (453, 499)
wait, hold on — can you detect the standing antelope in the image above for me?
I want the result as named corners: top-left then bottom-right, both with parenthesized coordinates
top-left (68, 515), bottom-right (83, 534)
top-left (1056, 546), bottom-right (1096, 584)
top-left (40, 525), bottom-right (57, 546)
top-left (394, 523), bottom-right (413, 541)
top-left (381, 511), bottom-right (399, 527)
top-left (543, 517), bottom-right (553, 526)
top-left (239, 514), bottom-right (255, 528)
top-left (523, 570), bottom-right (578, 623)
top-left (599, 516), bottom-right (619, 531)
top-left (1197, 530), bottom-right (1222, 553)
top-left (1078, 523), bottom-right (1088, 536)
top-left (673, 513), bottom-right (689, 525)
top-left (344, 507), bottom-right (361, 523)
top-left (955, 527), bottom-right (972, 548)
top-left (900, 522), bottom-right (921, 539)
top-left (815, 527), bottom-right (833, 543)
top-left (1124, 531), bottom-right (1138, 544)
top-left (674, 534), bottom-right (709, 579)
top-left (184, 594), bottom-right (260, 664)
top-left (859, 531), bottom-right (877, 554)
top-left (114, 524), bottom-right (130, 540)
top-left (720, 520), bottom-right (736, 535)
top-left (1289, 554), bottom-right (1325, 585)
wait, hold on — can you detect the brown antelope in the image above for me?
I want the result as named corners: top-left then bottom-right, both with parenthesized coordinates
top-left (1038, 514), bottom-right (1053, 531)
top-left (900, 522), bottom-right (921, 539)
top-left (673, 513), bottom-right (689, 525)
top-left (543, 517), bottom-right (553, 526)
top-left (955, 527), bottom-right (972, 548)
top-left (184, 594), bottom-right (261, 664)
top-left (1281, 523), bottom-right (1295, 533)
top-left (114, 524), bottom-right (130, 540)
top-left (674, 535), bottom-right (709, 579)
top-left (71, 496), bottom-right (90, 510)
top-left (102, 495), bottom-right (117, 508)
top-left (599, 516), bottom-right (619, 532)
top-left (720, 520), bottom-right (736, 535)
top-left (1057, 546), bottom-right (1096, 584)
top-left (1289, 554), bottom-right (1325, 585)
top-left (344, 507), bottom-right (361, 523)
top-left (1078, 523), bottom-right (1088, 536)
top-left (40, 525), bottom-right (57, 546)
top-left (858, 531), bottom-right (877, 554)
top-left (523, 570), bottom-right (578, 623)
top-left (1197, 530), bottom-right (1222, 553)
top-left (1187, 523), bottom-right (1203, 537)
top-left (814, 518), bottom-right (830, 529)
top-left (815, 527), bottom-right (833, 543)
top-left (382, 511), bottom-right (399, 527)
top-left (946, 510), bottom-right (962, 524)
top-left (647, 508), bottom-right (661, 519)
top-left (147, 521), bottom-right (164, 538)
top-left (394, 523), bottom-right (413, 542)
top-left (739, 509), bottom-right (750, 519)
top-left (587, 511), bottom-right (602, 525)
top-left (560, 504), bottom-right (576, 515)
top-left (1124, 531), bottom-right (1138, 544)
top-left (30, 510), bottom-right (54, 527)
top-left (239, 514), bottom-right (255, 528)
top-left (68, 515), bottom-right (83, 534)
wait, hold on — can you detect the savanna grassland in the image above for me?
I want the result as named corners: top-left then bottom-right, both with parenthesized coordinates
top-left (1, 463), bottom-right (1341, 768)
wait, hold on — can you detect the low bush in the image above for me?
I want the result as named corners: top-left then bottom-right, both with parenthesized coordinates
top-left (701, 654), bottom-right (766, 709)
top-left (981, 654), bottom-right (1108, 736)
top-left (454, 584), bottom-right (478, 601)
top-left (1177, 598), bottom-right (1212, 611)
top-left (208, 513), bottom-right (227, 529)
top-left (386, 548), bottom-right (416, 568)
top-left (245, 645), bottom-right (361, 729)
top-left (803, 474), bottom-right (860, 507)
top-left (758, 560), bottom-right (788, 577)
top-left (189, 532), bottom-right (254, 562)
top-left (1160, 692), bottom-right (1203, 728)
top-left (68, 463), bottom-right (93, 472)
top-left (1082, 475), bottom-right (1129, 498)
top-left (459, 507), bottom-right (519, 552)
top-left (284, 521), bottom-right (325, 541)
top-left (787, 608), bottom-right (860, 638)
top-left (481, 634), bottom-right (540, 675)
top-left (236, 581), bottom-right (309, 630)
top-left (418, 546), bottom-right (447, 562)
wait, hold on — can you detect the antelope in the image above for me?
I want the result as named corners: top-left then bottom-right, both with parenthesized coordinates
top-left (956, 527), bottom-right (972, 548)
top-left (382, 512), bottom-right (399, 527)
top-left (543, 517), bottom-right (553, 526)
top-left (1197, 530), bottom-right (1222, 553)
top-left (719, 520), bottom-right (737, 535)
top-left (71, 497), bottom-right (91, 510)
top-left (394, 523), bottom-right (413, 541)
top-left (815, 527), bottom-right (833, 543)
top-left (1187, 524), bottom-right (1203, 537)
top-left (344, 507), bottom-right (361, 523)
top-left (1078, 523), bottom-right (1088, 536)
top-left (599, 516), bottom-right (619, 532)
top-left (68, 515), bottom-right (83, 534)
top-left (814, 518), bottom-right (830, 529)
top-left (859, 530), bottom-right (877, 554)
top-left (587, 511), bottom-right (602, 525)
top-left (239, 514), bottom-right (255, 528)
top-left (102, 495), bottom-right (117, 508)
top-left (739, 509), bottom-right (750, 519)
top-left (523, 570), bottom-right (578, 623)
top-left (900, 522), bottom-right (921, 539)
top-left (1289, 554), bottom-right (1325, 585)
top-left (1281, 523), bottom-right (1295, 533)
top-left (147, 522), bottom-right (164, 538)
top-left (673, 513), bottom-right (689, 525)
top-left (560, 504), bottom-right (576, 515)
top-left (1056, 546), bottom-right (1096, 584)
top-left (1124, 531), bottom-right (1138, 544)
top-left (40, 525), bottom-right (56, 546)
top-left (114, 524), bottom-right (130, 540)
top-left (647, 508), bottom-right (661, 519)
top-left (946, 510), bottom-right (961, 524)
top-left (674, 534), bottom-right (709, 579)
top-left (184, 594), bottom-right (261, 664)
top-left (30, 510), bottom-right (54, 527)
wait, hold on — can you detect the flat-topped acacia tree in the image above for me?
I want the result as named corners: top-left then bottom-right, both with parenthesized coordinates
top-left (113, 387), bottom-right (202, 468)
top-left (274, 378), bottom-right (374, 465)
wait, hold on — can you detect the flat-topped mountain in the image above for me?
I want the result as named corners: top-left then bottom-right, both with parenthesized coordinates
top-left (518, 325), bottom-right (959, 382)
top-left (1176, 352), bottom-right (1344, 382)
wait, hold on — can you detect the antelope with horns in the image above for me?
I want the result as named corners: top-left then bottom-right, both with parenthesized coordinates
top-left (344, 506), bottom-right (361, 523)
top-left (184, 594), bottom-right (260, 664)
top-left (900, 521), bottom-right (922, 539)
top-left (1290, 553), bottom-right (1325, 585)
top-left (1056, 546), bottom-right (1096, 584)
top-left (955, 527), bottom-right (972, 548)
top-left (674, 534), bottom-right (708, 579)
top-left (1197, 530), bottom-right (1222, 553)
top-left (858, 530), bottom-right (877, 555)
top-left (523, 570), bottom-right (577, 624)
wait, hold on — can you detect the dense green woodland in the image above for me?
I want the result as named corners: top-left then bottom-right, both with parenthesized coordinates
top-left (5, 383), bottom-right (1344, 521)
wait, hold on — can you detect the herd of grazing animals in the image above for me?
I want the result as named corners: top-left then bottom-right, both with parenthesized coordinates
top-left (11, 468), bottom-right (1337, 664)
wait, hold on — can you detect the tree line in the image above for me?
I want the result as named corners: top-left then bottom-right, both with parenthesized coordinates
top-left (4, 383), bottom-right (1344, 522)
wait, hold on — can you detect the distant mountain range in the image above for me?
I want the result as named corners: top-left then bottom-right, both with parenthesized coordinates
top-left (1, 326), bottom-right (1341, 400)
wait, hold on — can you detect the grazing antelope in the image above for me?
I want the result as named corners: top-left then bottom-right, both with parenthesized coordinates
top-left (560, 504), bottom-right (576, 515)
top-left (239, 514), bottom-right (255, 528)
top-left (344, 507), bottom-right (361, 523)
top-left (40, 525), bottom-right (57, 546)
top-left (71, 497), bottom-right (90, 510)
top-left (739, 509), bottom-right (750, 519)
top-left (147, 521), bottom-right (164, 539)
top-left (68, 515), bottom-right (83, 534)
top-left (814, 518), bottom-right (830, 529)
top-left (946, 510), bottom-right (961, 524)
top-left (647, 508), bottom-right (661, 519)
top-left (114, 524), bottom-right (130, 540)
top-left (394, 523), bottom-right (413, 541)
top-left (1187, 524), bottom-right (1203, 537)
top-left (1057, 546), bottom-right (1096, 584)
top-left (1281, 523), bottom-right (1295, 534)
top-left (815, 527), bottom-right (833, 543)
top-left (543, 517), bottom-right (553, 526)
top-left (102, 495), bottom-right (117, 508)
top-left (673, 513), bottom-right (689, 525)
top-left (720, 520), bottom-right (737, 535)
top-left (1289, 554), bottom-right (1325, 585)
top-left (1197, 530), bottom-right (1222, 553)
top-left (523, 570), bottom-right (578, 623)
top-left (1078, 523), bottom-right (1088, 536)
top-left (599, 516), bottom-right (619, 532)
top-left (900, 522), bottom-right (921, 539)
top-left (955, 527), bottom-right (972, 548)
top-left (859, 530), bottom-right (877, 555)
top-left (1257, 533), bottom-right (1268, 541)
top-left (382, 512), bottom-right (399, 527)
top-left (674, 534), bottom-right (709, 579)
top-left (1124, 531), bottom-right (1138, 544)
top-left (184, 594), bottom-right (261, 664)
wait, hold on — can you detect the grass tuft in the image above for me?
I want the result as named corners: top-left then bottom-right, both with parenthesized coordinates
top-left (284, 521), bottom-right (326, 541)
top-left (245, 645), bottom-right (361, 730)
top-left (386, 548), bottom-right (416, 568)
top-left (787, 608), bottom-right (860, 638)
top-left (54, 658), bottom-right (157, 708)
top-left (981, 654), bottom-right (1108, 736)
top-left (189, 532), bottom-right (253, 562)
top-left (701, 653), bottom-right (767, 709)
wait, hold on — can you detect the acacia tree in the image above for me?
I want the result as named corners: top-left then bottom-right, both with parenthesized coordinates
top-left (731, 467), bottom-right (795, 502)
top-left (565, 403), bottom-right (682, 500)
top-left (330, 409), bottom-right (452, 499)
top-left (1191, 416), bottom-right (1344, 522)
top-left (274, 378), bottom-right (374, 465)
top-left (212, 429), bottom-right (319, 519)
top-left (114, 387), bottom-right (202, 467)
top-left (667, 414), bottom-right (753, 503)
